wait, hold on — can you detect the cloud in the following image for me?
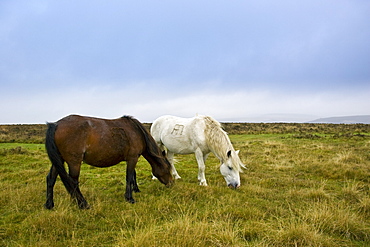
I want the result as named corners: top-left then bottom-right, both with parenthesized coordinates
top-left (1, 83), bottom-right (369, 124)
top-left (2, 0), bottom-right (369, 88)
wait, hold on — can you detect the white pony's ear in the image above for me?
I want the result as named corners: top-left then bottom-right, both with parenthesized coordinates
top-left (235, 150), bottom-right (247, 170)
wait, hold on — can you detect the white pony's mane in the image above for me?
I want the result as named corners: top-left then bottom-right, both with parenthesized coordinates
top-left (202, 116), bottom-right (244, 172)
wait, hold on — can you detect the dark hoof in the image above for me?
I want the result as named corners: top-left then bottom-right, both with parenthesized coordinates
top-left (44, 202), bottom-right (54, 210)
top-left (78, 202), bottom-right (91, 209)
top-left (134, 188), bottom-right (141, 193)
top-left (126, 198), bottom-right (135, 204)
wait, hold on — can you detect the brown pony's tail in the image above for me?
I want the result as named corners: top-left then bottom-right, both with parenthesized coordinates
top-left (45, 123), bottom-right (76, 192)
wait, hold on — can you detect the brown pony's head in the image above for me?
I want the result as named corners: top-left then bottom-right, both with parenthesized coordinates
top-left (126, 116), bottom-right (174, 187)
top-left (151, 151), bottom-right (174, 187)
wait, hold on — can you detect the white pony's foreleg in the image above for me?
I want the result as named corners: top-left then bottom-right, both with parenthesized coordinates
top-left (167, 151), bottom-right (181, 179)
top-left (195, 149), bottom-right (207, 186)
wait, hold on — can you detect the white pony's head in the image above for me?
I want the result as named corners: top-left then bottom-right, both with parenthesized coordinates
top-left (219, 150), bottom-right (245, 189)
top-left (201, 115), bottom-right (246, 188)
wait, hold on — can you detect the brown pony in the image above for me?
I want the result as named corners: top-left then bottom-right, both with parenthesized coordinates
top-left (44, 115), bottom-right (173, 209)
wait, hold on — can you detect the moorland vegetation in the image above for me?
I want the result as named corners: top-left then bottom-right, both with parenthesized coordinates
top-left (1, 122), bottom-right (369, 246)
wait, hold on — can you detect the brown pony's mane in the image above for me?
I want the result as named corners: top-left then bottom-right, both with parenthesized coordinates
top-left (122, 116), bottom-right (164, 160)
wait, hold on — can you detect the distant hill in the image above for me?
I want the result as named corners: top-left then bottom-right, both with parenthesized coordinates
top-left (308, 115), bottom-right (370, 124)
top-left (220, 114), bottom-right (318, 123)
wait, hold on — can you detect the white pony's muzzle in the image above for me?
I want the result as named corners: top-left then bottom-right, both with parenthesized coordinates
top-left (228, 183), bottom-right (240, 189)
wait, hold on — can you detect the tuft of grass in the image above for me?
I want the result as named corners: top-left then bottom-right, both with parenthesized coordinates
top-left (304, 202), bottom-right (370, 242)
top-left (266, 219), bottom-right (332, 247)
top-left (358, 197), bottom-right (370, 216)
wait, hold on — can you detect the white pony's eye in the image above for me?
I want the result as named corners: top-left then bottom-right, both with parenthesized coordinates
top-left (228, 166), bottom-right (233, 171)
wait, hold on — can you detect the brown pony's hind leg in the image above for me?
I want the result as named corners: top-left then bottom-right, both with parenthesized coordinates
top-left (71, 180), bottom-right (90, 209)
top-left (67, 162), bottom-right (90, 209)
top-left (45, 165), bottom-right (58, 209)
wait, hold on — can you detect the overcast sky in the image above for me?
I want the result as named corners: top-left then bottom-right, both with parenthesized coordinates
top-left (1, 0), bottom-right (369, 123)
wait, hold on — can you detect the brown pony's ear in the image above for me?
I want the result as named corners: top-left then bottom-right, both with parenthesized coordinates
top-left (162, 150), bottom-right (166, 157)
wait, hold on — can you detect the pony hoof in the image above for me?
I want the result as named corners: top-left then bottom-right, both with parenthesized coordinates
top-left (44, 203), bottom-right (54, 210)
top-left (78, 202), bottom-right (91, 209)
top-left (126, 198), bottom-right (135, 204)
top-left (199, 179), bottom-right (208, 186)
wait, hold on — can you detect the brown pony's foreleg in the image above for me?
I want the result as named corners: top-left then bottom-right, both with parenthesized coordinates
top-left (133, 170), bottom-right (141, 193)
top-left (125, 158), bottom-right (138, 203)
top-left (45, 165), bottom-right (58, 209)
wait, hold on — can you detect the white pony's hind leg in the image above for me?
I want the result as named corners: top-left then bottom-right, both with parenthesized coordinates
top-left (152, 151), bottom-right (181, 180)
top-left (195, 148), bottom-right (207, 186)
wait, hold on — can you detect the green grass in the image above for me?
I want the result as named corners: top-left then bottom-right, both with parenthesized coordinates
top-left (1, 132), bottom-right (370, 246)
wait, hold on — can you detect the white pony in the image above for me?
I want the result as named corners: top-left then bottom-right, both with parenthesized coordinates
top-left (150, 115), bottom-right (246, 188)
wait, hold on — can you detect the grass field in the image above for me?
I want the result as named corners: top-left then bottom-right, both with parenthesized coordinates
top-left (1, 124), bottom-right (369, 246)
